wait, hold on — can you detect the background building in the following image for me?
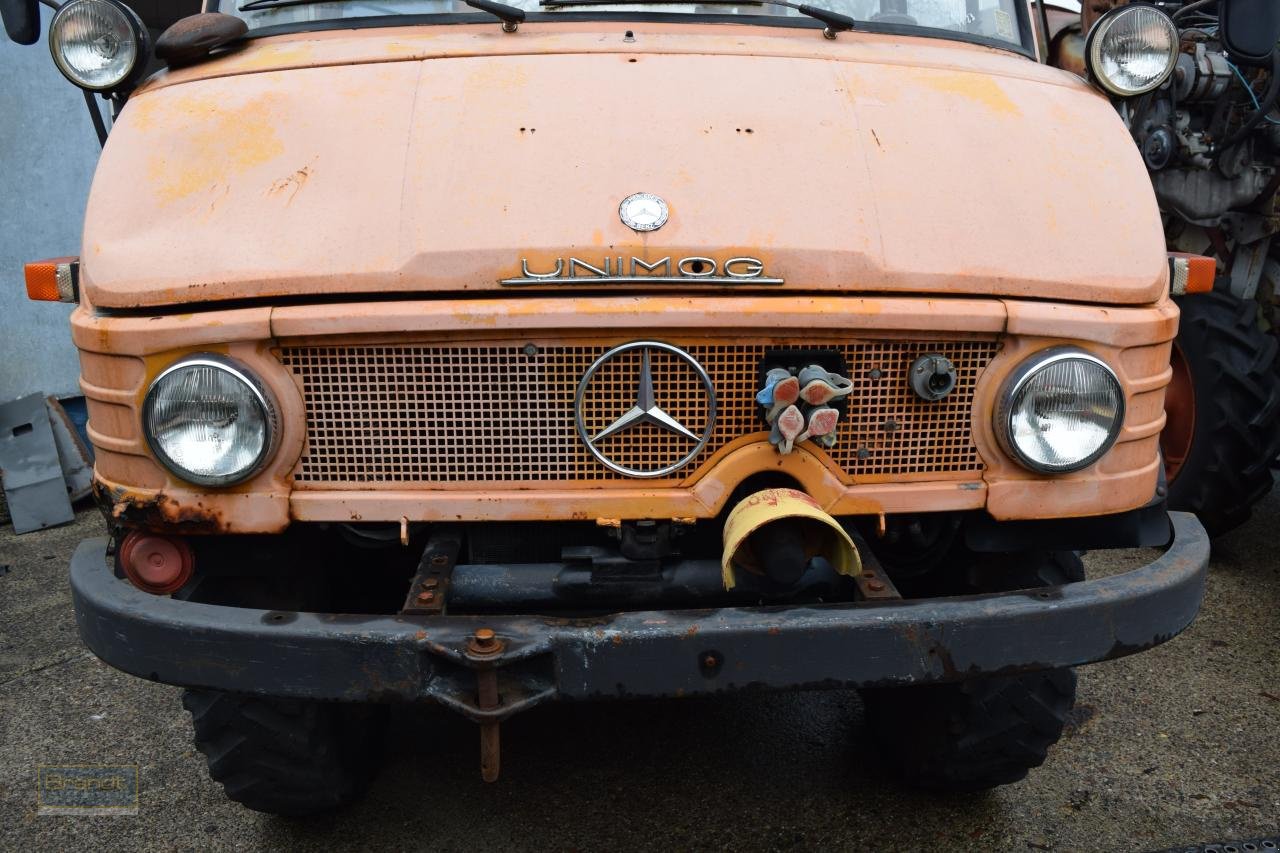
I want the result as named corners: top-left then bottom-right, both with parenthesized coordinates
top-left (1, 2), bottom-right (199, 400)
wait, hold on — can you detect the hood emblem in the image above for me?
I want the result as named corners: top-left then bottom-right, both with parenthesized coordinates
top-left (575, 341), bottom-right (717, 478)
top-left (619, 192), bottom-right (669, 232)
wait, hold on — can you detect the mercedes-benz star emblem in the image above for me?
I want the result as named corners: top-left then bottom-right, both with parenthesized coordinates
top-left (575, 341), bottom-right (717, 478)
top-left (619, 192), bottom-right (669, 233)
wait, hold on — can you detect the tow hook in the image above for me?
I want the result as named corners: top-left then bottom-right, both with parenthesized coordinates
top-left (466, 627), bottom-right (506, 783)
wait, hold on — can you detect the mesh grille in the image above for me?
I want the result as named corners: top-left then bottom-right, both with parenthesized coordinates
top-left (280, 339), bottom-right (999, 486)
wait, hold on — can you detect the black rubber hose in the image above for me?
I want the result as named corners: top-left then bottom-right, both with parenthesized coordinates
top-left (1173, 0), bottom-right (1218, 22)
top-left (1214, 49), bottom-right (1280, 159)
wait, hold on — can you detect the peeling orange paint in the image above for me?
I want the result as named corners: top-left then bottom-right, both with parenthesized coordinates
top-left (231, 43), bottom-right (316, 72)
top-left (146, 93), bottom-right (288, 204)
top-left (907, 69), bottom-right (1021, 116)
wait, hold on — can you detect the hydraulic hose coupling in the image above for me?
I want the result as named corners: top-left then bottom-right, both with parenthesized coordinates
top-left (756, 365), bottom-right (853, 454)
top-left (721, 488), bottom-right (861, 589)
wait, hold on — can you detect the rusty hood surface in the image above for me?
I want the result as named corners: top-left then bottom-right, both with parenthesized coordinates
top-left (81, 22), bottom-right (1167, 309)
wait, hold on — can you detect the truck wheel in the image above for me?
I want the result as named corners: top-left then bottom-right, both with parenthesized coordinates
top-left (860, 551), bottom-right (1081, 791)
top-left (182, 689), bottom-right (385, 816)
top-left (1164, 292), bottom-right (1280, 537)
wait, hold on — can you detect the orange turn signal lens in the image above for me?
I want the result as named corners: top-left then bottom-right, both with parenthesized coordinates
top-left (1168, 253), bottom-right (1216, 296)
top-left (24, 257), bottom-right (79, 302)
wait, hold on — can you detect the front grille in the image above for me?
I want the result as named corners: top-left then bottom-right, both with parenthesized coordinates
top-left (280, 339), bottom-right (1000, 486)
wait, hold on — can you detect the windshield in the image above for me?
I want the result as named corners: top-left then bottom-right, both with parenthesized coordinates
top-left (209, 0), bottom-right (1028, 48)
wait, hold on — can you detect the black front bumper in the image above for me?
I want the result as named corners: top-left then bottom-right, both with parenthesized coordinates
top-left (71, 512), bottom-right (1209, 722)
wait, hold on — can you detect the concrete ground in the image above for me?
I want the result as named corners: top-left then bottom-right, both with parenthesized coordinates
top-left (1, 501), bottom-right (1277, 852)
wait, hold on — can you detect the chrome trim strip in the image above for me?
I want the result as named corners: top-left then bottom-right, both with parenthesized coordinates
top-left (501, 275), bottom-right (785, 287)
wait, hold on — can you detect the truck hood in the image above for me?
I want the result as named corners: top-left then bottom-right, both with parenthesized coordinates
top-left (82, 23), bottom-right (1167, 309)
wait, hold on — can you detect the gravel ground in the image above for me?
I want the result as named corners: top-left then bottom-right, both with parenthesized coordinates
top-left (1, 500), bottom-right (1277, 852)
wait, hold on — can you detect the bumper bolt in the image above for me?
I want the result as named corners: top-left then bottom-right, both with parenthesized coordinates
top-left (467, 627), bottom-right (505, 657)
top-left (699, 651), bottom-right (723, 677)
top-left (417, 590), bottom-right (435, 604)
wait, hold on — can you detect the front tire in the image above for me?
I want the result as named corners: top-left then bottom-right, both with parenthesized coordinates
top-left (1164, 292), bottom-right (1280, 537)
top-left (863, 669), bottom-right (1077, 792)
top-left (860, 551), bottom-right (1082, 791)
top-left (183, 689), bottom-right (385, 816)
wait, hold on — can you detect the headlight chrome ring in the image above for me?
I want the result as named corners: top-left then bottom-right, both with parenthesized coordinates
top-left (142, 354), bottom-right (280, 488)
top-left (995, 348), bottom-right (1126, 475)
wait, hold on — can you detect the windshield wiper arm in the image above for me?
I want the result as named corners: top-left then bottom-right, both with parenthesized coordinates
top-left (539, 0), bottom-right (856, 37)
top-left (240, 0), bottom-right (347, 10)
top-left (464, 0), bottom-right (526, 30)
top-left (242, 0), bottom-right (526, 31)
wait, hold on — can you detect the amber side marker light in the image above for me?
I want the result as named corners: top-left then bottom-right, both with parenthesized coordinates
top-left (1168, 253), bottom-right (1215, 296)
top-left (25, 257), bottom-right (80, 302)
top-left (118, 530), bottom-right (195, 594)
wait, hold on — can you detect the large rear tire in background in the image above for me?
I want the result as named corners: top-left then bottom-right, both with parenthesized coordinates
top-left (1164, 292), bottom-right (1280, 537)
top-left (183, 690), bottom-right (386, 816)
top-left (860, 551), bottom-right (1082, 791)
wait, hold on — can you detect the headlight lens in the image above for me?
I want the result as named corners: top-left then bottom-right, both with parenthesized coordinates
top-left (143, 356), bottom-right (278, 487)
top-left (996, 349), bottom-right (1125, 474)
top-left (1086, 4), bottom-right (1179, 97)
top-left (49, 0), bottom-right (145, 92)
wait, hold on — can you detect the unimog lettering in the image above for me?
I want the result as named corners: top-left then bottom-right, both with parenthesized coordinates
top-left (503, 255), bottom-right (781, 285)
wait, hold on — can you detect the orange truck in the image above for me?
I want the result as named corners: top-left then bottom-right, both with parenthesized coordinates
top-left (7, 0), bottom-right (1212, 815)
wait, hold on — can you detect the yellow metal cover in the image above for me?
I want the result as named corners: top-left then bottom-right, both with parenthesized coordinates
top-left (721, 488), bottom-right (861, 590)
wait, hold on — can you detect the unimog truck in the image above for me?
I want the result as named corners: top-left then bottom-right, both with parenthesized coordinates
top-left (6, 0), bottom-right (1212, 815)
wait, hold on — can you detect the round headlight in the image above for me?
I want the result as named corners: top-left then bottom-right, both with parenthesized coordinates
top-left (49, 0), bottom-right (148, 92)
top-left (995, 349), bottom-right (1125, 474)
top-left (143, 356), bottom-right (279, 487)
top-left (1085, 4), bottom-right (1179, 97)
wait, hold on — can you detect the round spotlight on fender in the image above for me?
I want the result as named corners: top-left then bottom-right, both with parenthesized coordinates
top-left (995, 349), bottom-right (1125, 474)
top-left (1085, 4), bottom-right (1179, 97)
top-left (143, 355), bottom-right (280, 487)
top-left (119, 530), bottom-right (194, 595)
top-left (48, 0), bottom-right (150, 93)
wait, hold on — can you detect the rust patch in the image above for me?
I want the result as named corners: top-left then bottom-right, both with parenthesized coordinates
top-left (267, 164), bottom-right (313, 205)
top-left (100, 483), bottom-right (229, 534)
